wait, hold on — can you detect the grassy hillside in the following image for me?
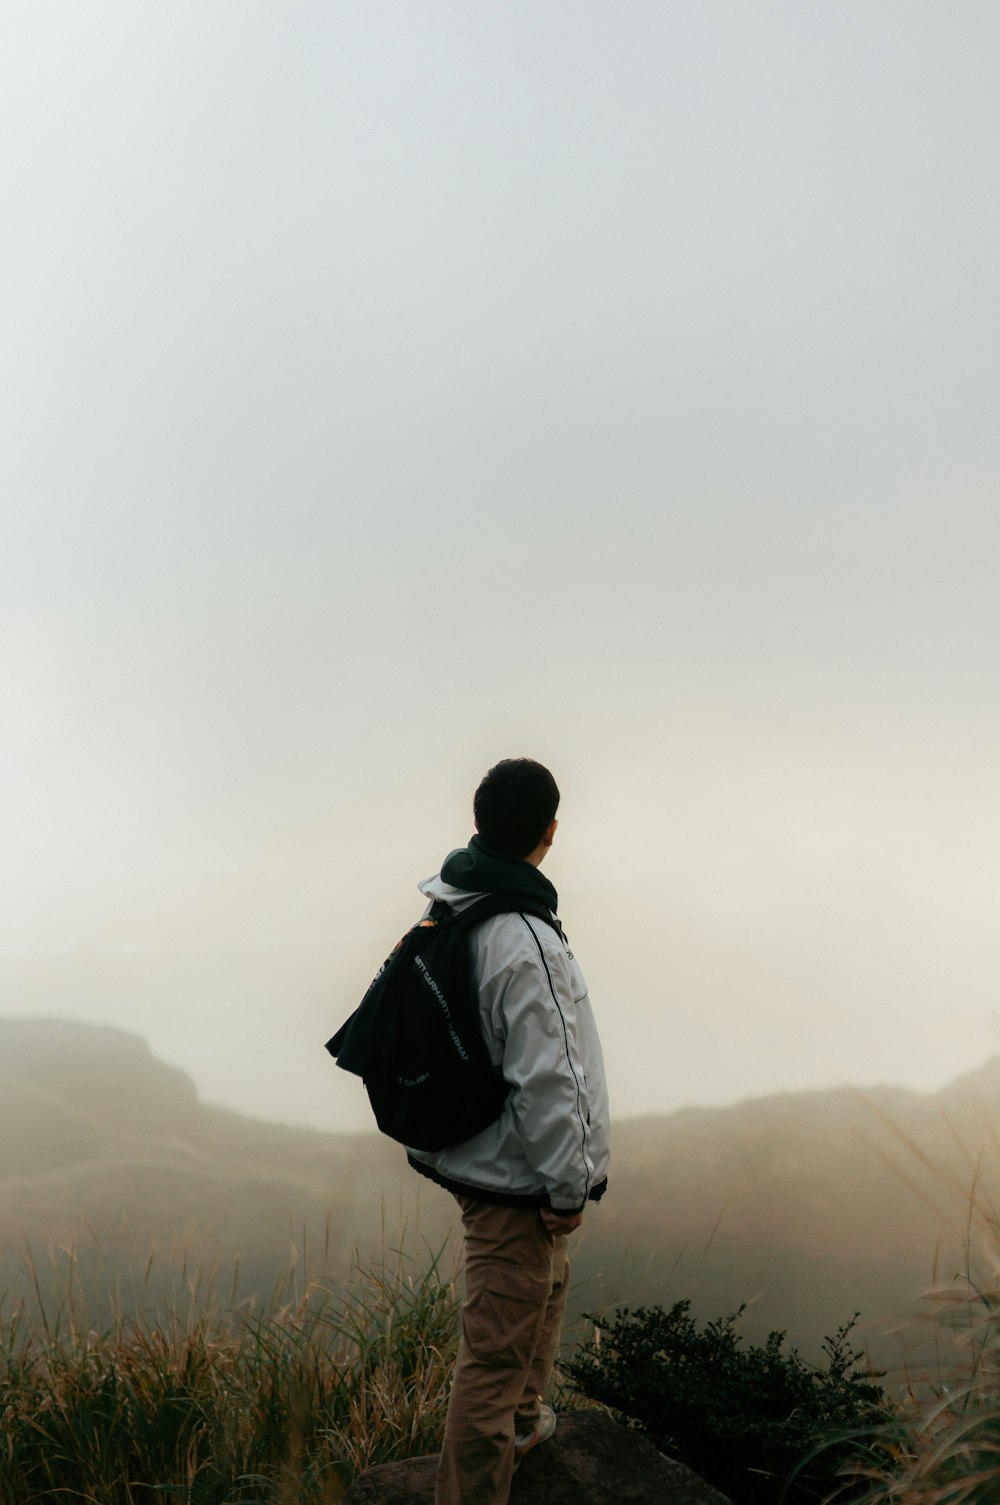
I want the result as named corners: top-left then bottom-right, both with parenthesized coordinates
top-left (2, 1017), bottom-right (996, 1366)
top-left (0, 1018), bottom-right (441, 1322)
top-left (0, 1242), bottom-right (459, 1504)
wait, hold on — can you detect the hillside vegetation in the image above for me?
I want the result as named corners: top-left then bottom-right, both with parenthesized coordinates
top-left (2, 1018), bottom-right (998, 1364)
top-left (0, 1243), bottom-right (458, 1505)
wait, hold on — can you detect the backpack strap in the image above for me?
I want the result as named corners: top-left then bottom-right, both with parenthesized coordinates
top-left (443, 891), bottom-right (565, 944)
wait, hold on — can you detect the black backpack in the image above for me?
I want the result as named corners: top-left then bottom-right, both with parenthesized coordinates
top-left (325, 893), bottom-right (563, 1152)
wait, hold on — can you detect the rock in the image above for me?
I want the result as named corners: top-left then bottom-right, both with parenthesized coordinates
top-left (340, 1410), bottom-right (733, 1504)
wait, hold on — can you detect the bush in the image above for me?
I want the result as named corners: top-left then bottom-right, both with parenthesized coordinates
top-left (560, 1300), bottom-right (889, 1505)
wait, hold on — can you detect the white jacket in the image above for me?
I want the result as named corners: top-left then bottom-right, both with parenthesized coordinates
top-left (406, 873), bottom-right (610, 1214)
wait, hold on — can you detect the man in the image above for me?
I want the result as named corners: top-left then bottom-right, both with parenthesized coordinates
top-left (408, 758), bottom-right (610, 1505)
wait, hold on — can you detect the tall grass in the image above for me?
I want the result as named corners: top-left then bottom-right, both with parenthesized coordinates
top-left (842, 1146), bottom-right (1000, 1505)
top-left (847, 1268), bottom-right (1000, 1505)
top-left (0, 1240), bottom-right (459, 1505)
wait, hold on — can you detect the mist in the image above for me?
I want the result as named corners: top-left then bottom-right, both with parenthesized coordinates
top-left (2, 1), bottom-right (999, 1132)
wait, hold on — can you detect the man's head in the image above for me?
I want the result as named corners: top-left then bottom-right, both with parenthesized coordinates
top-left (473, 758), bottom-right (560, 862)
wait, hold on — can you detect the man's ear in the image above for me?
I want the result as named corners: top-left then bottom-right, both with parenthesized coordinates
top-left (544, 818), bottom-right (558, 848)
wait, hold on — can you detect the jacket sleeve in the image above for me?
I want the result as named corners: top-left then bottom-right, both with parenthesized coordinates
top-left (487, 918), bottom-right (599, 1213)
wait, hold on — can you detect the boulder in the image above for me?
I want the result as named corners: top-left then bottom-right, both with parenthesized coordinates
top-left (341, 1410), bottom-right (733, 1504)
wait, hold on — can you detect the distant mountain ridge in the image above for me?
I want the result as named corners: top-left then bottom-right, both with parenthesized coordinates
top-left (2, 1017), bottom-right (997, 1365)
top-left (0, 1020), bottom-right (200, 1173)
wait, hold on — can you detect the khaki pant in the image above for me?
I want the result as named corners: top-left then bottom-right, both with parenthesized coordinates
top-left (436, 1195), bottom-right (570, 1505)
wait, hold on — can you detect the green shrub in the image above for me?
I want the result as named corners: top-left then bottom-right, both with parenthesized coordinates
top-left (560, 1300), bottom-right (889, 1505)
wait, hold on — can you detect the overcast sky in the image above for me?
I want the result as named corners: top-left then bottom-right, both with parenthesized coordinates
top-left (3, 1), bottom-right (999, 1133)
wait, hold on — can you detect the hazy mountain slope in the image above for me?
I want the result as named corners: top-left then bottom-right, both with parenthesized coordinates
top-left (0, 1018), bottom-right (442, 1314)
top-left (576, 1083), bottom-right (980, 1365)
top-left (1, 1017), bottom-right (995, 1363)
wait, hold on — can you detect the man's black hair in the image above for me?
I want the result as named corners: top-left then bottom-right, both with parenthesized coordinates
top-left (473, 758), bottom-right (560, 859)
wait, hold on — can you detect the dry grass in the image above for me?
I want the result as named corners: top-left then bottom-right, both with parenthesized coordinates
top-left (837, 1129), bottom-right (1000, 1505)
top-left (0, 1238), bottom-right (459, 1505)
top-left (845, 1271), bottom-right (1000, 1505)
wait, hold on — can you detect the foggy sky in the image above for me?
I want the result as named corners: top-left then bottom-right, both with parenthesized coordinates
top-left (3, 1), bottom-right (999, 1132)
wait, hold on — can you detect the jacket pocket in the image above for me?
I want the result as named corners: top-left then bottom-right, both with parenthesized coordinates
top-left (462, 1265), bottom-right (551, 1369)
